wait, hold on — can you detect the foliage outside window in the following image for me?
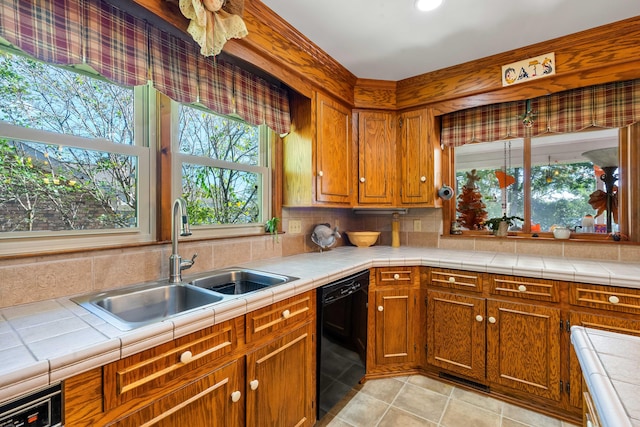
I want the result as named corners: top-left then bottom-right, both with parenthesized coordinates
top-left (176, 104), bottom-right (270, 234)
top-left (454, 129), bottom-right (619, 235)
top-left (0, 49), bottom-right (152, 253)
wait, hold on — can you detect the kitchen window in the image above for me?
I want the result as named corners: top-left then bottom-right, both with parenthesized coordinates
top-left (0, 48), bottom-right (153, 254)
top-left (174, 103), bottom-right (272, 237)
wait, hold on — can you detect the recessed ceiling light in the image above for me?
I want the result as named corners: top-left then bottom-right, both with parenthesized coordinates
top-left (415, 0), bottom-right (443, 12)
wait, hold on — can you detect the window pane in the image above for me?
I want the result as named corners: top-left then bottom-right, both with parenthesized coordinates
top-left (181, 163), bottom-right (260, 225)
top-left (179, 107), bottom-right (259, 165)
top-left (0, 139), bottom-right (138, 232)
top-left (531, 130), bottom-right (618, 233)
top-left (455, 139), bottom-right (524, 230)
top-left (0, 52), bottom-right (135, 145)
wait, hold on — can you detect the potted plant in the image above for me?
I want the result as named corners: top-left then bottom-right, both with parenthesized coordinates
top-left (483, 214), bottom-right (523, 237)
top-left (265, 217), bottom-right (280, 242)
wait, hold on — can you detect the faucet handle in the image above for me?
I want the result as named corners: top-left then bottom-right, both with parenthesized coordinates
top-left (180, 253), bottom-right (198, 271)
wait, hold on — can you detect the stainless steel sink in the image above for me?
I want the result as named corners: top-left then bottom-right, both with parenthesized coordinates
top-left (188, 268), bottom-right (298, 295)
top-left (71, 282), bottom-right (223, 331)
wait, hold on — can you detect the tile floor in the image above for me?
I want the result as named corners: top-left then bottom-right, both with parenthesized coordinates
top-left (316, 375), bottom-right (580, 427)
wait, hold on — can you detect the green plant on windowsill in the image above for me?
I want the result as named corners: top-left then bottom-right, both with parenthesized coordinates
top-left (483, 214), bottom-right (524, 236)
top-left (265, 217), bottom-right (280, 242)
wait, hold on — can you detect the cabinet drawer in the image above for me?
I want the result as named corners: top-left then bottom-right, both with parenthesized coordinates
top-left (570, 283), bottom-right (640, 315)
top-left (246, 291), bottom-right (314, 344)
top-left (430, 268), bottom-right (483, 293)
top-left (490, 275), bottom-right (559, 302)
top-left (375, 267), bottom-right (417, 286)
top-left (104, 318), bottom-right (241, 410)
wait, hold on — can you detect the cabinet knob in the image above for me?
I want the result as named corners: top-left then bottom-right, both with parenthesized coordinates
top-left (318, 171), bottom-right (323, 177)
top-left (231, 390), bottom-right (241, 402)
top-left (378, 305), bottom-right (384, 312)
top-left (250, 379), bottom-right (259, 390)
top-left (180, 350), bottom-right (193, 364)
top-left (360, 177), bottom-right (365, 183)
top-left (475, 315), bottom-right (483, 322)
top-left (488, 316), bottom-right (497, 324)
top-left (518, 284), bottom-right (527, 292)
top-left (420, 176), bottom-right (426, 182)
top-left (448, 276), bottom-right (455, 283)
top-left (608, 295), bottom-right (620, 304)
top-left (393, 273), bottom-right (400, 280)
top-left (282, 309), bottom-right (291, 319)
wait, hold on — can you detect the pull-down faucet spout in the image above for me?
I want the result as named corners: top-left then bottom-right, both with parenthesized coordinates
top-left (169, 198), bottom-right (197, 283)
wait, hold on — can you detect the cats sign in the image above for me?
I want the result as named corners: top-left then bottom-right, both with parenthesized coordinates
top-left (501, 52), bottom-right (555, 87)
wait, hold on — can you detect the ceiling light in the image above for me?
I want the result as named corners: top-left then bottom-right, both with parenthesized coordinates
top-left (415, 0), bottom-right (443, 12)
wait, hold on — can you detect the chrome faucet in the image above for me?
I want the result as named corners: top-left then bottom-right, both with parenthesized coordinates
top-left (169, 198), bottom-right (197, 283)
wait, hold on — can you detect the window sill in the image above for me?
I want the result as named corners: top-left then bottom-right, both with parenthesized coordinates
top-left (443, 232), bottom-right (632, 243)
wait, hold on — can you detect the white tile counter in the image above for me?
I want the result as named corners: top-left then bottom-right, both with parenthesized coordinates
top-left (2, 245), bottom-right (640, 403)
top-left (571, 326), bottom-right (640, 427)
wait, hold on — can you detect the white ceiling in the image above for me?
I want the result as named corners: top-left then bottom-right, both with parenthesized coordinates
top-left (260, 0), bottom-right (640, 81)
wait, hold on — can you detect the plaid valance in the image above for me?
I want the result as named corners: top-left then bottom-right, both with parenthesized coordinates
top-left (441, 80), bottom-right (640, 147)
top-left (0, 0), bottom-right (291, 134)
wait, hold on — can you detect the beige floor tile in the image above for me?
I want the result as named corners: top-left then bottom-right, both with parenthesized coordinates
top-left (450, 386), bottom-right (503, 414)
top-left (391, 382), bottom-right (449, 423)
top-left (377, 407), bottom-right (438, 427)
top-left (440, 398), bottom-right (501, 427)
top-left (407, 374), bottom-right (454, 396)
top-left (335, 392), bottom-right (389, 426)
top-left (359, 377), bottom-right (405, 403)
top-left (502, 402), bottom-right (562, 427)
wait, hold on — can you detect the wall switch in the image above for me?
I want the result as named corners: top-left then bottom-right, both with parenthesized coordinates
top-left (413, 219), bottom-right (422, 232)
top-left (289, 220), bottom-right (302, 234)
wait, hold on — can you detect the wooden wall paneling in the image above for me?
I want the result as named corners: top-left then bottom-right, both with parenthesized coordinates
top-left (354, 79), bottom-right (398, 110)
top-left (398, 16), bottom-right (640, 113)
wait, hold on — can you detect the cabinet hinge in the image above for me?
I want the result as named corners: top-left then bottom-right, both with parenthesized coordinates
top-left (566, 381), bottom-right (570, 395)
top-left (398, 117), bottom-right (403, 128)
top-left (560, 319), bottom-right (564, 331)
top-left (560, 380), bottom-right (563, 393)
top-left (566, 319), bottom-right (571, 333)
top-left (425, 344), bottom-right (428, 354)
top-left (424, 296), bottom-right (428, 306)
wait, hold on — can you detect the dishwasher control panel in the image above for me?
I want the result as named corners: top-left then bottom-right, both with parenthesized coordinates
top-left (0, 383), bottom-right (61, 427)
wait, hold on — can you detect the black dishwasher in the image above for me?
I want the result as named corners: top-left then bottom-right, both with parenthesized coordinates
top-left (316, 270), bottom-right (369, 419)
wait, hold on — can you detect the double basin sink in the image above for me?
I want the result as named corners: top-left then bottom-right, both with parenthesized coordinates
top-left (71, 268), bottom-right (298, 331)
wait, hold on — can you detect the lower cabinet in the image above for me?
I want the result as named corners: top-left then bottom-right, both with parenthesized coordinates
top-left (246, 322), bottom-right (315, 427)
top-left (64, 291), bottom-right (316, 427)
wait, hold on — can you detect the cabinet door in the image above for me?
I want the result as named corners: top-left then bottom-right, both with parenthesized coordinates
top-left (426, 290), bottom-right (486, 381)
top-left (357, 111), bottom-right (395, 205)
top-left (486, 300), bottom-right (561, 402)
top-left (246, 322), bottom-right (315, 427)
top-left (374, 287), bottom-right (414, 366)
top-left (315, 92), bottom-right (352, 204)
top-left (398, 108), bottom-right (435, 206)
top-left (568, 311), bottom-right (640, 409)
top-left (108, 359), bottom-right (243, 427)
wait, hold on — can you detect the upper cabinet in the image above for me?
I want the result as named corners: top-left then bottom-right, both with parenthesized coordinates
top-left (283, 91), bottom-right (353, 207)
top-left (356, 111), bottom-right (396, 206)
top-left (398, 108), bottom-right (439, 207)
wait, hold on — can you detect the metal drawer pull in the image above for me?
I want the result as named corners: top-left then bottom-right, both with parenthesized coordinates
top-left (518, 284), bottom-right (527, 292)
top-left (475, 315), bottom-right (483, 322)
top-left (231, 391), bottom-right (241, 402)
top-left (282, 309), bottom-right (291, 319)
top-left (250, 379), bottom-right (259, 390)
top-left (448, 276), bottom-right (455, 283)
top-left (180, 350), bottom-right (193, 364)
top-left (608, 295), bottom-right (620, 304)
top-left (488, 316), bottom-right (496, 324)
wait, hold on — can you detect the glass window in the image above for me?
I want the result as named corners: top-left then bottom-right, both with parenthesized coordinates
top-left (455, 128), bottom-right (619, 235)
top-left (176, 104), bottom-right (270, 232)
top-left (0, 49), bottom-right (151, 252)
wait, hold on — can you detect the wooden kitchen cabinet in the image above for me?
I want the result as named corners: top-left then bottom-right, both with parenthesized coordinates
top-left (283, 91), bottom-right (353, 206)
top-left (245, 322), bottom-right (315, 427)
top-left (397, 108), bottom-right (438, 206)
top-left (355, 110), bottom-right (395, 206)
top-left (368, 267), bottom-right (423, 374)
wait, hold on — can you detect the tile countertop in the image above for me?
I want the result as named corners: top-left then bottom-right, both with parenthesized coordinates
top-left (2, 245), bottom-right (640, 403)
top-left (571, 327), bottom-right (640, 427)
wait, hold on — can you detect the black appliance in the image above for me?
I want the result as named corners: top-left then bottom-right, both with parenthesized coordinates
top-left (316, 270), bottom-right (369, 419)
top-left (0, 383), bottom-right (62, 426)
